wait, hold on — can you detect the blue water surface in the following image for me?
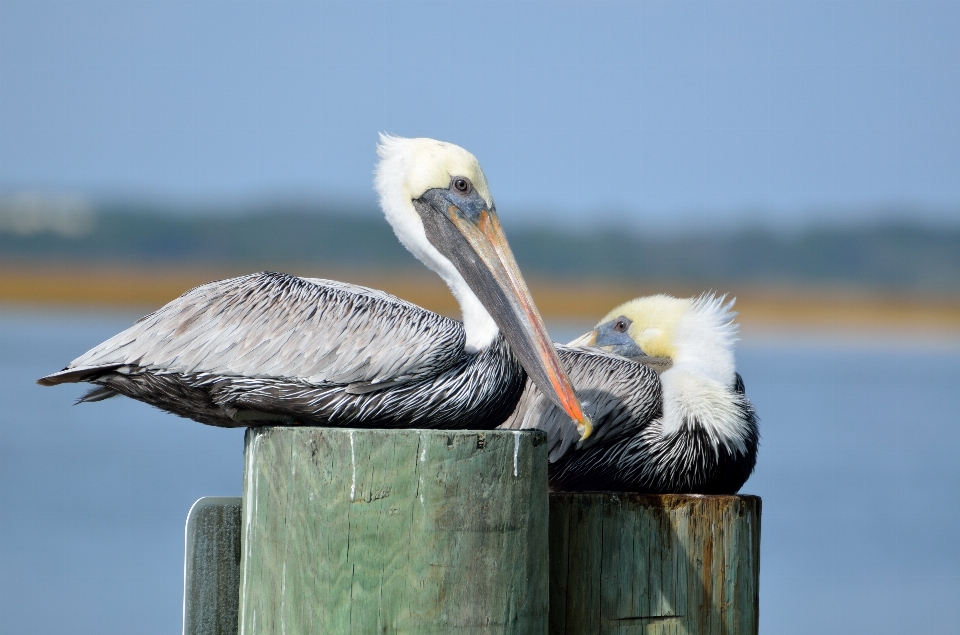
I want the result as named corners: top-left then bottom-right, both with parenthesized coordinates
top-left (1, 309), bottom-right (958, 634)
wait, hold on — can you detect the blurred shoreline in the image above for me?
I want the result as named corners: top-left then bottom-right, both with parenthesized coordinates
top-left (3, 262), bottom-right (958, 341)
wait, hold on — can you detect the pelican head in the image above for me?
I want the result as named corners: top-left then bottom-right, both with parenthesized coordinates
top-left (571, 294), bottom-right (738, 383)
top-left (571, 293), bottom-right (750, 449)
top-left (375, 135), bottom-right (590, 438)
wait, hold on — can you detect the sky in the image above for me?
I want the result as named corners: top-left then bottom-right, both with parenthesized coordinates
top-left (2, 0), bottom-right (959, 230)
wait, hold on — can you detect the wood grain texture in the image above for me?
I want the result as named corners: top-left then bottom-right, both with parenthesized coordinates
top-left (548, 494), bottom-right (760, 635)
top-left (238, 427), bottom-right (549, 635)
top-left (184, 497), bottom-right (243, 635)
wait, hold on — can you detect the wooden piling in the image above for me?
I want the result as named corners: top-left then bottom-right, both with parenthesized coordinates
top-left (548, 493), bottom-right (760, 635)
top-left (183, 497), bottom-right (242, 635)
top-left (237, 427), bottom-right (550, 634)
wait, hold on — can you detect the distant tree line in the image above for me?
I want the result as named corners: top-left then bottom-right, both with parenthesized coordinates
top-left (2, 206), bottom-right (958, 292)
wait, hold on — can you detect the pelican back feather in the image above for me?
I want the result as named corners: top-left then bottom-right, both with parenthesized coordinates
top-left (40, 272), bottom-right (464, 389)
top-left (39, 272), bottom-right (530, 430)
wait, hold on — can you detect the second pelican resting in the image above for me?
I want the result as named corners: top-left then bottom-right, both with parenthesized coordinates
top-left (500, 294), bottom-right (759, 494)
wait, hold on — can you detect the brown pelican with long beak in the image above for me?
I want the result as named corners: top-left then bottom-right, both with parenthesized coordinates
top-left (500, 294), bottom-right (758, 494)
top-left (38, 136), bottom-right (591, 437)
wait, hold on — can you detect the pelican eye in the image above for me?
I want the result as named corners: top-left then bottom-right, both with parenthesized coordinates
top-left (614, 318), bottom-right (628, 333)
top-left (452, 177), bottom-right (472, 194)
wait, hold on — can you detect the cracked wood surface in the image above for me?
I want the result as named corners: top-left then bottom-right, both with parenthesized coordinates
top-left (237, 427), bottom-right (549, 634)
top-left (548, 493), bottom-right (760, 635)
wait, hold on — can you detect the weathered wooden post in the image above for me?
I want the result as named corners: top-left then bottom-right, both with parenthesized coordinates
top-left (548, 493), bottom-right (760, 635)
top-left (237, 427), bottom-right (550, 634)
top-left (183, 497), bottom-right (243, 635)
top-left (183, 449), bottom-right (761, 635)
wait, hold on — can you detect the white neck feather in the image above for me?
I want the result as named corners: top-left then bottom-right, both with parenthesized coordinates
top-left (672, 294), bottom-right (738, 386)
top-left (659, 295), bottom-right (750, 454)
top-left (374, 145), bottom-right (498, 352)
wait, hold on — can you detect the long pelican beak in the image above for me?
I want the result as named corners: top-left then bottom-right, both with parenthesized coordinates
top-left (415, 190), bottom-right (592, 439)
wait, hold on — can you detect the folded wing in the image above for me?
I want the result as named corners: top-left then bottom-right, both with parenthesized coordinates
top-left (38, 272), bottom-right (465, 389)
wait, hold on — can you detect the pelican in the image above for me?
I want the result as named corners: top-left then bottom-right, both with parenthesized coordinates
top-left (38, 136), bottom-right (591, 437)
top-left (500, 294), bottom-right (758, 494)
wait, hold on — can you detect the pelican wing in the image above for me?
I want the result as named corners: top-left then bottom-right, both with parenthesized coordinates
top-left (39, 272), bottom-right (465, 388)
top-left (499, 345), bottom-right (662, 463)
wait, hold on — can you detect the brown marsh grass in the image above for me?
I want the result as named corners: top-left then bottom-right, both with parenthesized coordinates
top-left (3, 262), bottom-right (959, 335)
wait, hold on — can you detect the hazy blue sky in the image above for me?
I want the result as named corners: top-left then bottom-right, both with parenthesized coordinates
top-left (2, 1), bottom-right (959, 228)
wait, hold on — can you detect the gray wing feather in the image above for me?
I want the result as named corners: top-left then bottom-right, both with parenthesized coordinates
top-left (499, 345), bottom-right (662, 463)
top-left (47, 273), bottom-right (464, 387)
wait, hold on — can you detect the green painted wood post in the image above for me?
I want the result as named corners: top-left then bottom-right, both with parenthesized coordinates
top-left (183, 497), bottom-right (243, 635)
top-left (548, 494), bottom-right (760, 635)
top-left (238, 427), bottom-right (550, 635)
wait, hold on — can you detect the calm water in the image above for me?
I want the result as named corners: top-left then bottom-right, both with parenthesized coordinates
top-left (1, 309), bottom-right (959, 634)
